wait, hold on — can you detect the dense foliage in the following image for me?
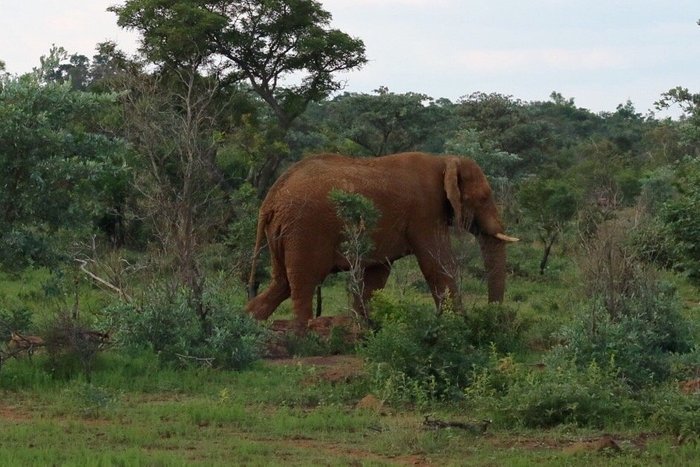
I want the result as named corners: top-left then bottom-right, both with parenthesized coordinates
top-left (362, 292), bottom-right (527, 405)
top-left (100, 281), bottom-right (268, 370)
top-left (0, 71), bottom-right (126, 268)
top-left (1, 5), bottom-right (699, 458)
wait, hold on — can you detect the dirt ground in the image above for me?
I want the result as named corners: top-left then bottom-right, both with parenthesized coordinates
top-left (267, 354), bottom-right (366, 384)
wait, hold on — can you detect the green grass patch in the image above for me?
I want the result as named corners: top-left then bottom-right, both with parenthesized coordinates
top-left (1, 250), bottom-right (699, 465)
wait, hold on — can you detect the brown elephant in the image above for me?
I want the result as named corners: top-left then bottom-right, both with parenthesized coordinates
top-left (246, 152), bottom-right (518, 327)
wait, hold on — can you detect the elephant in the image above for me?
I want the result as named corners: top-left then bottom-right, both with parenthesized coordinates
top-left (246, 152), bottom-right (518, 328)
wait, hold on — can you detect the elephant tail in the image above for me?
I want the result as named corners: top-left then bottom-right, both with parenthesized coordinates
top-left (247, 210), bottom-right (270, 300)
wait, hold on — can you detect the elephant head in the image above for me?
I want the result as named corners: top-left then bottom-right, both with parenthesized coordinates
top-left (444, 157), bottom-right (518, 302)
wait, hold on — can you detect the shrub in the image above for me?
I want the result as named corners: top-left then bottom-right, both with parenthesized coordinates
top-left (466, 350), bottom-right (637, 429)
top-left (0, 306), bottom-right (32, 342)
top-left (645, 385), bottom-right (700, 440)
top-left (225, 183), bottom-right (263, 286)
top-left (43, 311), bottom-right (110, 381)
top-left (467, 352), bottom-right (700, 433)
top-left (100, 280), bottom-right (268, 370)
top-left (630, 216), bottom-right (680, 270)
top-left (568, 215), bottom-right (695, 388)
top-left (465, 303), bottom-right (528, 353)
top-left (668, 346), bottom-right (700, 381)
top-left (493, 359), bottom-right (629, 429)
top-left (660, 157), bottom-right (700, 284)
top-left (102, 287), bottom-right (201, 357)
top-left (362, 294), bottom-right (489, 405)
top-left (554, 284), bottom-right (693, 388)
top-left (329, 189), bottom-right (380, 322)
top-left (62, 382), bottom-right (118, 418)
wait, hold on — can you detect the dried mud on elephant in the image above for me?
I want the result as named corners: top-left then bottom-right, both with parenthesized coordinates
top-left (246, 152), bottom-right (518, 328)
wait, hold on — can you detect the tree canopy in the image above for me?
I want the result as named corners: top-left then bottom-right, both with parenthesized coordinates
top-left (0, 69), bottom-right (126, 267)
top-left (110, 0), bottom-right (366, 129)
top-left (110, 0), bottom-right (366, 193)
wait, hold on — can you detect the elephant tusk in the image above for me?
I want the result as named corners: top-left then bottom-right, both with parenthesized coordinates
top-left (495, 233), bottom-right (519, 243)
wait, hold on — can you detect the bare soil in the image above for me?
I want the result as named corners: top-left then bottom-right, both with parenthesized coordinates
top-left (267, 354), bottom-right (366, 383)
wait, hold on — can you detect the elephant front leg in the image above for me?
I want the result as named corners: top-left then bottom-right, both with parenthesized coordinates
top-left (413, 242), bottom-right (461, 312)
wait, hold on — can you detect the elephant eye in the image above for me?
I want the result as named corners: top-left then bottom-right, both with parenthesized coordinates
top-left (468, 185), bottom-right (492, 206)
top-left (466, 192), bottom-right (488, 207)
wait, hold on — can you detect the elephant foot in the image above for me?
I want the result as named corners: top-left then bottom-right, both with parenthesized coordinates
top-left (246, 298), bottom-right (277, 321)
top-left (250, 309), bottom-right (269, 321)
top-left (292, 318), bottom-right (310, 335)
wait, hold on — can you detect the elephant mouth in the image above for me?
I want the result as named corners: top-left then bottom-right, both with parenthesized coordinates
top-left (467, 218), bottom-right (519, 243)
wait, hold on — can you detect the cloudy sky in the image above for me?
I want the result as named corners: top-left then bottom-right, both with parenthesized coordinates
top-left (1, 0), bottom-right (698, 115)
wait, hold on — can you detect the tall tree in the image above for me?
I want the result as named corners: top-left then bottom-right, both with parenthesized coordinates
top-left (110, 0), bottom-right (367, 193)
top-left (519, 177), bottom-right (579, 275)
top-left (314, 88), bottom-right (457, 156)
top-left (0, 66), bottom-right (126, 268)
top-left (656, 87), bottom-right (700, 158)
top-left (660, 158), bottom-right (700, 284)
top-left (114, 60), bottom-right (231, 321)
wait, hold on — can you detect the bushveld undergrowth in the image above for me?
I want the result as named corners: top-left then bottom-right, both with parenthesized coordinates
top-left (99, 279), bottom-right (269, 370)
top-left (1, 232), bottom-right (699, 464)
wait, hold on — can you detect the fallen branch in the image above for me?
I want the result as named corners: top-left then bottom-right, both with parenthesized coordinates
top-left (423, 415), bottom-right (492, 434)
top-left (1, 346), bottom-right (38, 363)
top-left (7, 331), bottom-right (45, 356)
top-left (175, 353), bottom-right (215, 368)
top-left (75, 258), bottom-right (133, 302)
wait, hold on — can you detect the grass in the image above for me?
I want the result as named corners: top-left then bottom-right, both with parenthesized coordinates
top-left (1, 245), bottom-right (699, 465)
top-left (2, 348), bottom-right (699, 466)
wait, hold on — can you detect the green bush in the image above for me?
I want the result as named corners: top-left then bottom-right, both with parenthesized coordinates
top-left (0, 306), bottom-right (32, 342)
top-left (62, 382), bottom-right (118, 418)
top-left (645, 385), bottom-right (700, 440)
top-left (100, 281), bottom-right (269, 370)
top-left (466, 351), bottom-right (639, 429)
top-left (42, 311), bottom-right (110, 381)
top-left (465, 303), bottom-right (528, 353)
top-left (573, 216), bottom-right (696, 388)
top-left (466, 351), bottom-right (700, 434)
top-left (660, 157), bottom-right (700, 284)
top-left (554, 281), bottom-right (693, 388)
top-left (329, 189), bottom-right (380, 321)
top-left (630, 216), bottom-right (680, 270)
top-left (668, 346), bottom-right (700, 381)
top-left (362, 294), bottom-right (489, 405)
top-left (492, 359), bottom-right (629, 428)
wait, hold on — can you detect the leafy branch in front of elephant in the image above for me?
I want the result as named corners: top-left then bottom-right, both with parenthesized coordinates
top-left (329, 189), bottom-right (380, 324)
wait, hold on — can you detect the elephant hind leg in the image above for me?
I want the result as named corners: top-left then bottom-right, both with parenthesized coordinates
top-left (290, 281), bottom-right (316, 332)
top-left (287, 263), bottom-right (332, 331)
top-left (246, 225), bottom-right (292, 320)
top-left (246, 270), bottom-right (290, 321)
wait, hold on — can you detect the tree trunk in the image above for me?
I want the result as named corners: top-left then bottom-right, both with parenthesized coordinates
top-left (539, 231), bottom-right (558, 275)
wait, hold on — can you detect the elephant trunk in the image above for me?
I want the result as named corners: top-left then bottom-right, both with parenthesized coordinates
top-left (479, 234), bottom-right (507, 303)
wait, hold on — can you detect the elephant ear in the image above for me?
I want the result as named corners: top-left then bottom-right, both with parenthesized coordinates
top-left (444, 158), bottom-right (463, 227)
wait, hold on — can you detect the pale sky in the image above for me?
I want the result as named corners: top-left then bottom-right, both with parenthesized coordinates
top-left (1, 1), bottom-right (698, 115)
